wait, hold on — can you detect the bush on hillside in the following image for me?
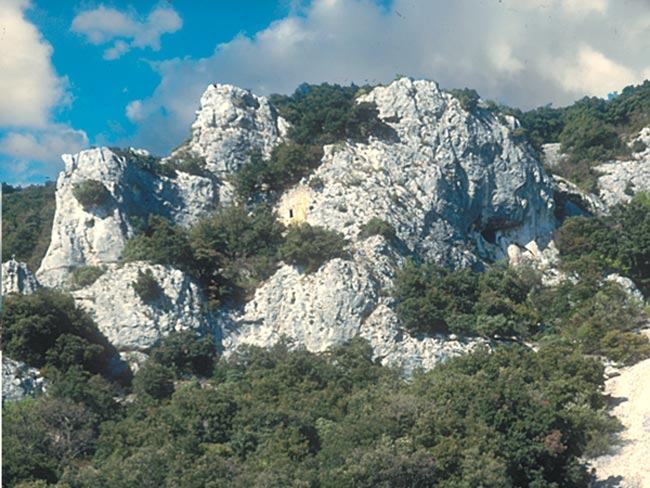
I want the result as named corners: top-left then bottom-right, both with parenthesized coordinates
top-left (278, 223), bottom-right (348, 273)
top-left (72, 180), bottom-right (112, 209)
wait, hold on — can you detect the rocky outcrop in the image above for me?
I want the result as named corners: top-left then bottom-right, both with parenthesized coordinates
top-left (226, 77), bottom-right (558, 367)
top-left (359, 304), bottom-right (487, 373)
top-left (552, 175), bottom-right (609, 218)
top-left (2, 259), bottom-right (40, 295)
top-left (72, 262), bottom-right (218, 352)
top-left (36, 78), bottom-right (561, 370)
top-left (224, 236), bottom-right (399, 351)
top-left (597, 127), bottom-right (650, 207)
top-left (2, 357), bottom-right (47, 402)
top-left (224, 235), bottom-right (486, 372)
top-left (169, 83), bottom-right (289, 204)
top-left (37, 147), bottom-right (215, 287)
top-left (280, 78), bottom-right (556, 268)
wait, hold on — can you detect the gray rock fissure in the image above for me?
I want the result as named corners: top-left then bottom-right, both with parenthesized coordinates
top-left (2, 259), bottom-right (40, 295)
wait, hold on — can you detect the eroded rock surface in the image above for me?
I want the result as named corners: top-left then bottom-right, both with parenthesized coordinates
top-left (2, 356), bottom-right (47, 403)
top-left (597, 127), bottom-right (650, 207)
top-left (72, 262), bottom-right (218, 352)
top-left (37, 147), bottom-right (215, 287)
top-left (2, 259), bottom-right (40, 295)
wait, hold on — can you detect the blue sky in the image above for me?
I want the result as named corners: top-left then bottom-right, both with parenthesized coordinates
top-left (2, 0), bottom-right (650, 185)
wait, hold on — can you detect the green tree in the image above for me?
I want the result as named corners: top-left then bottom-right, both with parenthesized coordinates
top-left (72, 180), bottom-right (112, 209)
top-left (278, 223), bottom-right (348, 273)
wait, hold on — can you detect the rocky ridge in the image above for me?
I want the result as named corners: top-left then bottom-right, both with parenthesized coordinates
top-left (19, 78), bottom-right (565, 373)
top-left (36, 147), bottom-right (215, 287)
top-left (225, 79), bottom-right (556, 359)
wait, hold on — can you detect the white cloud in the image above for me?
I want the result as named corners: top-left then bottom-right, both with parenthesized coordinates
top-left (0, 124), bottom-right (89, 180)
top-left (123, 0), bottom-right (650, 156)
top-left (0, 0), bottom-right (89, 183)
top-left (1, 125), bottom-right (89, 163)
top-left (548, 46), bottom-right (639, 98)
top-left (71, 5), bottom-right (182, 59)
top-left (0, 0), bottom-right (67, 127)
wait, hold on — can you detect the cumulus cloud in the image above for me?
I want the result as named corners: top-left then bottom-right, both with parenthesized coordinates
top-left (0, 125), bottom-right (88, 163)
top-left (0, 124), bottom-right (89, 182)
top-left (0, 1), bottom-right (88, 183)
top-left (123, 0), bottom-right (650, 156)
top-left (0, 0), bottom-right (68, 127)
top-left (71, 5), bottom-right (182, 60)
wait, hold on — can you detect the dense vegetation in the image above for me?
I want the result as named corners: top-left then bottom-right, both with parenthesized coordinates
top-left (2, 182), bottom-right (56, 270)
top-left (393, 259), bottom-right (649, 365)
top-left (3, 339), bottom-right (621, 488)
top-left (72, 180), bottom-right (112, 209)
top-left (235, 83), bottom-right (395, 201)
top-left (120, 207), bottom-right (347, 305)
top-left (2, 289), bottom-right (121, 379)
top-left (70, 266), bottom-right (105, 289)
top-left (7, 80), bottom-right (650, 488)
top-left (392, 193), bottom-right (650, 365)
top-left (556, 192), bottom-right (650, 295)
top-left (278, 223), bottom-right (349, 273)
top-left (506, 80), bottom-right (650, 190)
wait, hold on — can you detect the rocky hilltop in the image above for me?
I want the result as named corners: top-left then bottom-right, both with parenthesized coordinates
top-left (25, 78), bottom-right (559, 371)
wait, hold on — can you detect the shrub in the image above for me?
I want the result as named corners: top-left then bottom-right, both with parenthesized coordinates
top-left (448, 88), bottom-right (481, 112)
top-left (359, 217), bottom-right (396, 241)
top-left (278, 223), bottom-right (348, 273)
top-left (150, 331), bottom-right (218, 378)
top-left (167, 151), bottom-right (210, 178)
top-left (110, 147), bottom-right (175, 178)
top-left (121, 215), bottom-right (194, 271)
top-left (132, 361), bottom-right (175, 400)
top-left (131, 269), bottom-right (161, 304)
top-left (190, 204), bottom-right (285, 303)
top-left (72, 179), bottom-right (112, 209)
top-left (71, 266), bottom-right (105, 289)
top-left (1, 289), bottom-right (117, 375)
top-left (234, 143), bottom-right (323, 200)
top-left (393, 261), bottom-right (541, 338)
top-left (269, 82), bottom-right (394, 146)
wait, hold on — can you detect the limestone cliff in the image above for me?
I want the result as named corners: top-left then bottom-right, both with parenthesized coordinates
top-left (29, 78), bottom-right (561, 371)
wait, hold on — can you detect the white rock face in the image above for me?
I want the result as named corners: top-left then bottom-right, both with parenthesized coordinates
top-left (605, 274), bottom-right (646, 305)
top-left (287, 78), bottom-right (556, 267)
top-left (72, 262), bottom-right (218, 352)
top-left (224, 236), bottom-right (399, 352)
top-left (171, 83), bottom-right (289, 203)
top-left (225, 236), bottom-right (487, 372)
top-left (552, 175), bottom-right (609, 217)
top-left (597, 127), bottom-right (650, 206)
top-left (2, 259), bottom-right (40, 295)
top-left (226, 79), bottom-right (557, 368)
top-left (37, 147), bottom-right (215, 287)
top-left (359, 304), bottom-right (487, 373)
top-left (2, 356), bottom-right (47, 402)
